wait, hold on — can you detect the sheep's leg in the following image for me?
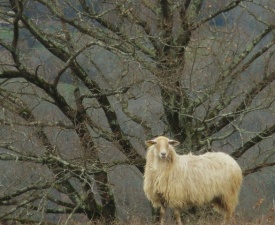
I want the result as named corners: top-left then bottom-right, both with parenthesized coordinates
top-left (222, 195), bottom-right (237, 222)
top-left (160, 204), bottom-right (166, 225)
top-left (174, 208), bottom-right (183, 225)
top-left (214, 196), bottom-right (236, 224)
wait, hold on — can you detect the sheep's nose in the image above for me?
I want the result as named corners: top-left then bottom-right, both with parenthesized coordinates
top-left (161, 152), bottom-right (166, 157)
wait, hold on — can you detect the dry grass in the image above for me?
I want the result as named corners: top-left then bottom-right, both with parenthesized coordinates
top-left (2, 211), bottom-right (274, 225)
top-left (84, 211), bottom-right (275, 225)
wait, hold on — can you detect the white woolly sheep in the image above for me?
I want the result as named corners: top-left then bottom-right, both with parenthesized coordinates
top-left (143, 136), bottom-right (243, 225)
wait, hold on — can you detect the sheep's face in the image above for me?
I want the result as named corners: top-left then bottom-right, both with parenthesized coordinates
top-left (145, 136), bottom-right (180, 160)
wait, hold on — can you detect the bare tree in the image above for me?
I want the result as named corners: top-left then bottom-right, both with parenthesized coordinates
top-left (0, 0), bottom-right (275, 223)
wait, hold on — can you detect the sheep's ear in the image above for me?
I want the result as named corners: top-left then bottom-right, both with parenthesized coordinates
top-left (145, 140), bottom-right (156, 147)
top-left (168, 139), bottom-right (180, 147)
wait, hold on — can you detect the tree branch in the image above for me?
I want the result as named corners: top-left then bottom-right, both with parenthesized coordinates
top-left (191, 0), bottom-right (243, 30)
top-left (0, 181), bottom-right (50, 202)
top-left (243, 161), bottom-right (275, 176)
top-left (231, 124), bottom-right (275, 158)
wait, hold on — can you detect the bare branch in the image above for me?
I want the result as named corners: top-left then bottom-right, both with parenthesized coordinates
top-left (231, 124), bottom-right (275, 158)
top-left (191, 0), bottom-right (243, 30)
top-left (243, 161), bottom-right (275, 176)
top-left (0, 118), bottom-right (74, 129)
top-left (81, 86), bottom-right (130, 99)
top-left (0, 181), bottom-right (51, 202)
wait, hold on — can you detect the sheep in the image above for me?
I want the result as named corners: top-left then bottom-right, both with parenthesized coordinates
top-left (143, 136), bottom-right (243, 225)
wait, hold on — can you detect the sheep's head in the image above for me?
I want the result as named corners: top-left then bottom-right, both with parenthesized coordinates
top-left (145, 136), bottom-right (180, 160)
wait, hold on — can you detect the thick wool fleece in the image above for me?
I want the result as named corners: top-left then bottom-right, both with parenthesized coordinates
top-left (143, 136), bottom-right (242, 218)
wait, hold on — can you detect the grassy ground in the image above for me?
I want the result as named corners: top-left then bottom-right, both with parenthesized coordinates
top-left (1, 213), bottom-right (274, 225)
top-left (66, 213), bottom-right (275, 225)
top-left (89, 217), bottom-right (275, 225)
